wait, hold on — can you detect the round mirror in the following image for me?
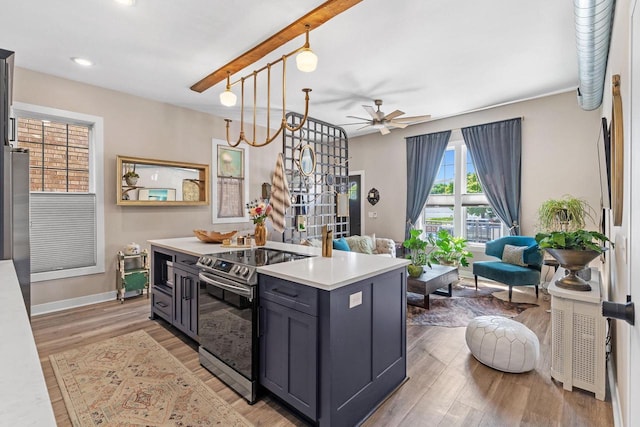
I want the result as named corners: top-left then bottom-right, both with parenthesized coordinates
top-left (299, 145), bottom-right (316, 176)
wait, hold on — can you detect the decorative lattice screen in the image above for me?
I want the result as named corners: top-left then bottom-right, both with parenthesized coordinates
top-left (282, 112), bottom-right (349, 243)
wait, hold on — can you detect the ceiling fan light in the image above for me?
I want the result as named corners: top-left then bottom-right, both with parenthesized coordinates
top-left (219, 88), bottom-right (237, 107)
top-left (371, 123), bottom-right (385, 130)
top-left (296, 48), bottom-right (318, 72)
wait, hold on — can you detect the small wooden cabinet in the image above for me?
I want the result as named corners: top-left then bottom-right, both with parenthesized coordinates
top-left (116, 251), bottom-right (149, 303)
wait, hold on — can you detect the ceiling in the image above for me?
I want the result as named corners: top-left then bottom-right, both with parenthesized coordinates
top-left (1, 0), bottom-right (578, 138)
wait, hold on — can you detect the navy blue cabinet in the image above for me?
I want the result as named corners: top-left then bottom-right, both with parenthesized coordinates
top-left (259, 298), bottom-right (318, 419)
top-left (150, 246), bottom-right (199, 341)
top-left (259, 267), bottom-right (406, 427)
top-left (173, 262), bottom-right (199, 340)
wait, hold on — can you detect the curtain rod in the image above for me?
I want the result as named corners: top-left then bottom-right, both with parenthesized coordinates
top-left (447, 116), bottom-right (525, 133)
top-left (405, 116), bottom-right (524, 140)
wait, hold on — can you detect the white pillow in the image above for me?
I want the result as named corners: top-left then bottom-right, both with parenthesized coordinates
top-left (502, 244), bottom-right (527, 266)
top-left (344, 235), bottom-right (374, 254)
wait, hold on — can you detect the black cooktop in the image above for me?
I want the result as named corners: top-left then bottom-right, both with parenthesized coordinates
top-left (214, 248), bottom-right (308, 267)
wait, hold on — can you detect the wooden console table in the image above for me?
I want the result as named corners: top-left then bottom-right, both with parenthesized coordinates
top-left (407, 265), bottom-right (459, 309)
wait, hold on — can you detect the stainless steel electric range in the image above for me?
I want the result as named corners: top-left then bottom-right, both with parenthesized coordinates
top-left (196, 247), bottom-right (308, 404)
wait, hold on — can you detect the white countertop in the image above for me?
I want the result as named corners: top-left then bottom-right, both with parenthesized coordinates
top-left (0, 260), bottom-right (56, 426)
top-left (148, 237), bottom-right (409, 291)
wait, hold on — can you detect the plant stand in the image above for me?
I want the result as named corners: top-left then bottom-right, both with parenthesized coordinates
top-left (116, 250), bottom-right (149, 303)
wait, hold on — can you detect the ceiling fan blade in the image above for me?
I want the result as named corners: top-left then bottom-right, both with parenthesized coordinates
top-left (380, 126), bottom-right (391, 135)
top-left (363, 105), bottom-right (377, 119)
top-left (357, 124), bottom-right (373, 131)
top-left (392, 114), bottom-right (432, 124)
top-left (384, 110), bottom-right (405, 121)
top-left (388, 120), bottom-right (409, 129)
top-left (346, 115), bottom-right (372, 122)
top-left (339, 122), bottom-right (371, 126)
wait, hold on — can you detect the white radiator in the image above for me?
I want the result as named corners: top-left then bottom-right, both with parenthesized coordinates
top-left (549, 268), bottom-right (606, 400)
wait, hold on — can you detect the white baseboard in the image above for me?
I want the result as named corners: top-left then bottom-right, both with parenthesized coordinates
top-left (608, 361), bottom-right (624, 427)
top-left (32, 291), bottom-right (120, 316)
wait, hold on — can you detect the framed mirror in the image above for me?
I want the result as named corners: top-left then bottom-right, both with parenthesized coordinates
top-left (367, 188), bottom-right (380, 205)
top-left (117, 155), bottom-right (209, 206)
top-left (298, 144), bottom-right (316, 176)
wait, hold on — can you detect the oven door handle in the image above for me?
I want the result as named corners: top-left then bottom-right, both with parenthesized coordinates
top-left (198, 272), bottom-right (253, 299)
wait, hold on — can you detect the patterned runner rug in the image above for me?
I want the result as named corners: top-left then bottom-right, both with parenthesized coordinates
top-left (50, 330), bottom-right (252, 426)
top-left (407, 279), bottom-right (539, 328)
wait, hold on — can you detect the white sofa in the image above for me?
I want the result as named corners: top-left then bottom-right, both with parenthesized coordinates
top-left (303, 234), bottom-right (396, 257)
top-left (349, 235), bottom-right (396, 257)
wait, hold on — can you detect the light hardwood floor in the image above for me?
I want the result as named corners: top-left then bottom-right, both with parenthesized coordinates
top-left (31, 289), bottom-right (613, 427)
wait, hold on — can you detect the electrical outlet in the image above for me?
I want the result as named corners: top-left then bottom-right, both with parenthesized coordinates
top-left (372, 212), bottom-right (377, 218)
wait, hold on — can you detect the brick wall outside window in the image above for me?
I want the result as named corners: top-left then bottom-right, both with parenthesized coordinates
top-left (17, 118), bottom-right (90, 192)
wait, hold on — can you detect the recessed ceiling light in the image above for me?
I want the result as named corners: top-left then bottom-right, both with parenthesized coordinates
top-left (71, 57), bottom-right (93, 67)
top-left (114, 0), bottom-right (136, 5)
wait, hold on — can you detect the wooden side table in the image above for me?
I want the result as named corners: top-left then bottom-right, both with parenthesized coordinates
top-left (407, 265), bottom-right (458, 309)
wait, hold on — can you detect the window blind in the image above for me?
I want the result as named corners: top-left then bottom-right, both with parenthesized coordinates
top-left (30, 193), bottom-right (96, 273)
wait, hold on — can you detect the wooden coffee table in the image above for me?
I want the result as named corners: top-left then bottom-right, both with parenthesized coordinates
top-left (407, 264), bottom-right (459, 309)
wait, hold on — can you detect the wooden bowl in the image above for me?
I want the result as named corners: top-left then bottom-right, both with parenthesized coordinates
top-left (194, 229), bottom-right (237, 243)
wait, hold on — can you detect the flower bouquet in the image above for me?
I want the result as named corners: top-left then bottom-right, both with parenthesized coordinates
top-left (247, 200), bottom-right (272, 245)
top-left (246, 199), bottom-right (272, 224)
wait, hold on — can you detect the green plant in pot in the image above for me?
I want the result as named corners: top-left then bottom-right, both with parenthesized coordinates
top-left (428, 229), bottom-right (472, 267)
top-left (535, 229), bottom-right (611, 291)
top-left (123, 170), bottom-right (139, 186)
top-left (403, 228), bottom-right (435, 278)
top-left (537, 195), bottom-right (594, 232)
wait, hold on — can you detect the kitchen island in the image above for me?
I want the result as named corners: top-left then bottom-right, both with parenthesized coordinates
top-left (0, 261), bottom-right (56, 426)
top-left (148, 237), bottom-right (409, 427)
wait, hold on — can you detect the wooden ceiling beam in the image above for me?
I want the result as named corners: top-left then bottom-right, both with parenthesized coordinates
top-left (190, 0), bottom-right (362, 93)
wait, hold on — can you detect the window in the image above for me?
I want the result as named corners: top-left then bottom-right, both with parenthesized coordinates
top-left (18, 119), bottom-right (90, 192)
top-left (13, 102), bottom-right (104, 281)
top-left (421, 140), bottom-right (504, 244)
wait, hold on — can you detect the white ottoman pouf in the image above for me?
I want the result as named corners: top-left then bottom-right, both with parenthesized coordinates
top-left (465, 315), bottom-right (539, 373)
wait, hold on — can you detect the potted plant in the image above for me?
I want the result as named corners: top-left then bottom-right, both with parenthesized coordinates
top-left (537, 195), bottom-right (594, 232)
top-left (403, 228), bottom-right (435, 278)
top-left (535, 229), bottom-right (611, 291)
top-left (123, 170), bottom-right (139, 186)
top-left (428, 229), bottom-right (472, 267)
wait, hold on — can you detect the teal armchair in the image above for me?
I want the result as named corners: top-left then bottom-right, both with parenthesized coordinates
top-left (472, 236), bottom-right (542, 301)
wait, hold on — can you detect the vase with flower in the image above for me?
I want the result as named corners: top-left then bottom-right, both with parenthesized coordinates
top-left (247, 199), bottom-right (272, 246)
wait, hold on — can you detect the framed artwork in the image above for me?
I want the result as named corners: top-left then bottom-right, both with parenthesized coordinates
top-left (598, 117), bottom-right (611, 209)
top-left (217, 145), bottom-right (244, 178)
top-left (212, 139), bottom-right (250, 223)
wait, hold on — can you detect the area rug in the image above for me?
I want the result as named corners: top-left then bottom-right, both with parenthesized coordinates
top-left (407, 279), bottom-right (539, 328)
top-left (49, 330), bottom-right (252, 427)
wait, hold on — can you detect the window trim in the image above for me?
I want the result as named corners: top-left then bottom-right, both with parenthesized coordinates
top-left (13, 102), bottom-right (105, 281)
top-left (422, 139), bottom-right (506, 244)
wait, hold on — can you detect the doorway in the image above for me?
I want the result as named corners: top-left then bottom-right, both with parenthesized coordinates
top-left (348, 171), bottom-right (364, 236)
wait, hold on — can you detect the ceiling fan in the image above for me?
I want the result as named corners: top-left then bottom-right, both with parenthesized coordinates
top-left (342, 99), bottom-right (431, 135)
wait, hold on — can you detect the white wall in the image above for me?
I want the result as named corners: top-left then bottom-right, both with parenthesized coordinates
top-left (349, 91), bottom-right (603, 244)
top-left (14, 68), bottom-right (281, 305)
top-left (600, 0), bottom-right (633, 425)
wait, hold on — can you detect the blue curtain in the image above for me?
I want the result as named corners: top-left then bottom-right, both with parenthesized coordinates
top-left (405, 131), bottom-right (451, 239)
top-left (462, 118), bottom-right (521, 235)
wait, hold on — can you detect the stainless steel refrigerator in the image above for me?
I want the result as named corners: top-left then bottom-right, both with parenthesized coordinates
top-left (1, 48), bottom-right (31, 318)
